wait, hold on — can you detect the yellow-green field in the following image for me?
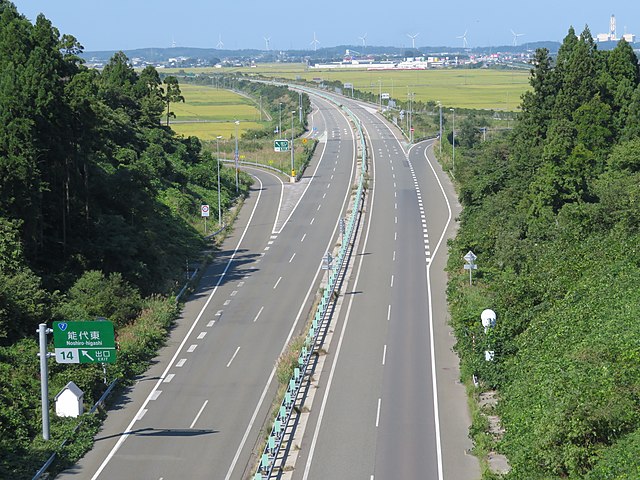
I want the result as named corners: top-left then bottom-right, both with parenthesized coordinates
top-left (164, 64), bottom-right (531, 111)
top-left (171, 121), bottom-right (264, 141)
top-left (169, 84), bottom-right (267, 140)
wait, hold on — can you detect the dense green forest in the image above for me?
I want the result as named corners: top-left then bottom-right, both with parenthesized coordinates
top-left (0, 1), bottom-right (259, 476)
top-left (447, 27), bottom-right (640, 478)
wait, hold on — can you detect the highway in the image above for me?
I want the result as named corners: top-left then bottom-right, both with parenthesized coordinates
top-left (290, 100), bottom-right (479, 480)
top-left (56, 90), bottom-right (478, 480)
top-left (57, 93), bottom-right (360, 480)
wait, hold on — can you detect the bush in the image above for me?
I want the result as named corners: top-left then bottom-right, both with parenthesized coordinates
top-left (56, 270), bottom-right (142, 328)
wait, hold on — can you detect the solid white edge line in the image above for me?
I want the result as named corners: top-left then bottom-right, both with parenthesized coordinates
top-left (427, 261), bottom-right (444, 480)
top-left (90, 175), bottom-right (266, 480)
top-left (190, 400), bottom-right (208, 429)
top-left (420, 141), bottom-right (452, 480)
top-left (224, 92), bottom-right (358, 480)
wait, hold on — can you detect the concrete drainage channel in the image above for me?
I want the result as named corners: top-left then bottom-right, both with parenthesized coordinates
top-left (251, 92), bottom-right (369, 480)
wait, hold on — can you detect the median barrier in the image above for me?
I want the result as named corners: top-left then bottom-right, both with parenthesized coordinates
top-left (254, 86), bottom-right (368, 479)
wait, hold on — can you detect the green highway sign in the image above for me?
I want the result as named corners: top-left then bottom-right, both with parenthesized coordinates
top-left (274, 139), bottom-right (289, 152)
top-left (53, 321), bottom-right (117, 364)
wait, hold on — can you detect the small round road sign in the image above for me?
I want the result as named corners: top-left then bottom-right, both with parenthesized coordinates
top-left (201, 205), bottom-right (210, 217)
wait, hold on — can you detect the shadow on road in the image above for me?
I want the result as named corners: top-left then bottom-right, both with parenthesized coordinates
top-left (194, 249), bottom-right (263, 293)
top-left (96, 427), bottom-right (218, 442)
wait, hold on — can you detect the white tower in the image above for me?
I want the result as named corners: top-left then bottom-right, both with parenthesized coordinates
top-left (610, 14), bottom-right (617, 40)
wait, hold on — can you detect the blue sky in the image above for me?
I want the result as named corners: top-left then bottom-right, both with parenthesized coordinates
top-left (12, 1), bottom-right (640, 51)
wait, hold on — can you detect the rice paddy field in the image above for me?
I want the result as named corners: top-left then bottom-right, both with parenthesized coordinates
top-left (165, 64), bottom-right (532, 111)
top-left (169, 84), bottom-right (266, 140)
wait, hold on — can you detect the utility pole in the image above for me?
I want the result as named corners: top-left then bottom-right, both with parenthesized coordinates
top-left (439, 102), bottom-right (443, 155)
top-left (216, 135), bottom-right (222, 225)
top-left (408, 92), bottom-right (415, 143)
top-left (290, 111), bottom-right (295, 182)
top-left (450, 108), bottom-right (456, 173)
top-left (234, 120), bottom-right (239, 192)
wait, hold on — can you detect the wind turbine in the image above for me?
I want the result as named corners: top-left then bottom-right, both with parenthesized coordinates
top-left (216, 34), bottom-right (224, 49)
top-left (264, 36), bottom-right (271, 51)
top-left (358, 33), bottom-right (367, 49)
top-left (457, 30), bottom-right (469, 48)
top-left (407, 32), bottom-right (420, 50)
top-left (310, 32), bottom-right (320, 51)
top-left (511, 29), bottom-right (525, 46)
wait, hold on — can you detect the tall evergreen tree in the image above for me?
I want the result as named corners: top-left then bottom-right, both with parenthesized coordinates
top-left (163, 76), bottom-right (184, 126)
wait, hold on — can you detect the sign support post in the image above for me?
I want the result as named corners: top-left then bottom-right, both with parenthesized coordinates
top-left (38, 323), bottom-right (53, 440)
top-left (463, 250), bottom-right (478, 285)
top-left (201, 205), bottom-right (210, 234)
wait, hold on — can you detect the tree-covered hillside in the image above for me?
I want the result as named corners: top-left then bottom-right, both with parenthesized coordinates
top-left (0, 1), bottom-right (250, 475)
top-left (447, 26), bottom-right (640, 478)
top-left (0, 0), bottom-right (249, 344)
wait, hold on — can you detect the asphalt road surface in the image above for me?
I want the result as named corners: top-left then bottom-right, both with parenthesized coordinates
top-left (55, 92), bottom-right (477, 480)
top-left (290, 99), bottom-right (479, 480)
top-left (57, 93), bottom-right (359, 480)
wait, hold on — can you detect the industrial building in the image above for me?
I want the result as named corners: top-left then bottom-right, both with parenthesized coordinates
top-left (596, 14), bottom-right (636, 43)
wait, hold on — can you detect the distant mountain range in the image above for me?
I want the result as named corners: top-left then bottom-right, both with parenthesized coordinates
top-left (82, 40), bottom-right (638, 64)
top-left (81, 42), bottom-right (562, 62)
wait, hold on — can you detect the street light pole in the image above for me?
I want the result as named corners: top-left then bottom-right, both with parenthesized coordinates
top-left (234, 120), bottom-right (239, 193)
top-left (290, 111), bottom-right (295, 182)
top-left (450, 108), bottom-right (455, 173)
top-left (279, 102), bottom-right (282, 137)
top-left (216, 135), bottom-right (222, 225)
top-left (408, 92), bottom-right (414, 143)
top-left (438, 102), bottom-right (443, 156)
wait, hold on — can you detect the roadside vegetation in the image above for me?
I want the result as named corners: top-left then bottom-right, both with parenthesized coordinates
top-left (442, 26), bottom-right (640, 478)
top-left (167, 74), bottom-right (317, 177)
